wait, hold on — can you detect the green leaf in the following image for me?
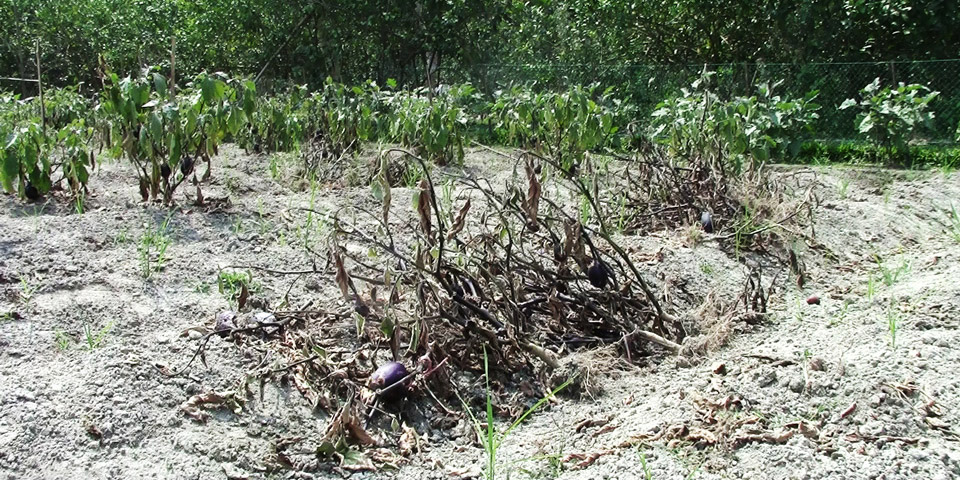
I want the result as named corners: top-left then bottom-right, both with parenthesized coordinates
top-left (354, 312), bottom-right (365, 339)
top-left (0, 152), bottom-right (17, 193)
top-left (148, 112), bottom-right (163, 142)
top-left (153, 73), bottom-right (168, 98)
top-left (379, 315), bottom-right (395, 338)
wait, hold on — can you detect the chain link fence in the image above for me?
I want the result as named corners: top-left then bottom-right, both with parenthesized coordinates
top-left (452, 59), bottom-right (960, 144)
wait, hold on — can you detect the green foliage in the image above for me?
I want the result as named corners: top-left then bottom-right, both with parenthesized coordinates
top-left (795, 141), bottom-right (960, 167)
top-left (246, 85), bottom-right (310, 153)
top-left (873, 254), bottom-right (910, 287)
top-left (651, 73), bottom-right (820, 174)
top-left (100, 67), bottom-right (254, 203)
top-left (492, 84), bottom-right (618, 169)
top-left (83, 320), bottom-right (113, 349)
top-left (139, 214), bottom-right (173, 279)
top-left (947, 203), bottom-right (960, 244)
top-left (0, 89), bottom-right (96, 200)
top-left (54, 329), bottom-right (71, 351)
top-left (386, 85), bottom-right (474, 165)
top-left (886, 300), bottom-right (899, 350)
top-left (839, 78), bottom-right (939, 153)
top-left (458, 347), bottom-right (573, 480)
top-left (217, 270), bottom-right (260, 308)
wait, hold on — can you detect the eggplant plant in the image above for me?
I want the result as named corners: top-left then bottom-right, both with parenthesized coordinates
top-left (100, 68), bottom-right (254, 204)
top-left (492, 84), bottom-right (618, 172)
top-left (0, 91), bottom-right (96, 201)
top-left (840, 78), bottom-right (939, 158)
top-left (386, 85), bottom-right (471, 166)
top-left (651, 74), bottom-right (820, 175)
top-left (244, 85), bottom-right (310, 153)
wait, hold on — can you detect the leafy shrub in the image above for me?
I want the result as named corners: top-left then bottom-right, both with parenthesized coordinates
top-left (100, 68), bottom-right (253, 203)
top-left (386, 85), bottom-right (474, 166)
top-left (245, 85), bottom-right (309, 153)
top-left (492, 84), bottom-right (618, 171)
top-left (839, 78), bottom-right (939, 152)
top-left (0, 90), bottom-right (96, 200)
top-left (651, 73), bottom-right (820, 174)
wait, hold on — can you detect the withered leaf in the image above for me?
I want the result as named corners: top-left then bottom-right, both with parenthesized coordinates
top-left (179, 390), bottom-right (236, 422)
top-left (333, 248), bottom-right (352, 301)
top-left (523, 160), bottom-right (541, 228)
top-left (380, 157), bottom-right (392, 227)
top-left (237, 283), bottom-right (249, 311)
top-left (446, 198), bottom-right (471, 240)
top-left (417, 178), bottom-right (433, 242)
top-left (139, 178), bottom-right (149, 202)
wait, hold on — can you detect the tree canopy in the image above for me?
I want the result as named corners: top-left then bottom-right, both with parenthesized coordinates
top-left (2, 0), bottom-right (958, 90)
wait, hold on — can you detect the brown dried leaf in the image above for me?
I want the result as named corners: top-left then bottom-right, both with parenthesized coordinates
top-left (562, 450), bottom-right (612, 470)
top-left (380, 157), bottom-right (392, 227)
top-left (733, 430), bottom-right (794, 448)
top-left (398, 423), bottom-right (419, 456)
top-left (417, 178), bottom-right (432, 242)
top-left (237, 283), bottom-right (249, 311)
top-left (446, 198), bottom-right (471, 241)
top-left (333, 249), bottom-right (352, 301)
top-left (180, 391), bottom-right (234, 422)
top-left (523, 160), bottom-right (541, 228)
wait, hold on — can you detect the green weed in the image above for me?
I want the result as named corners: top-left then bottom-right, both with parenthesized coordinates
top-left (886, 300), bottom-right (899, 350)
top-left (54, 329), bottom-right (72, 351)
top-left (874, 254), bottom-right (910, 287)
top-left (458, 347), bottom-right (573, 480)
top-left (837, 178), bottom-right (850, 199)
top-left (18, 274), bottom-right (42, 305)
top-left (113, 228), bottom-right (131, 246)
top-left (946, 202), bottom-right (960, 243)
top-left (829, 300), bottom-right (851, 327)
top-left (83, 321), bottom-right (113, 349)
top-left (194, 281), bottom-right (212, 294)
top-left (139, 214), bottom-right (174, 279)
top-left (217, 270), bottom-right (260, 308)
top-left (637, 447), bottom-right (654, 480)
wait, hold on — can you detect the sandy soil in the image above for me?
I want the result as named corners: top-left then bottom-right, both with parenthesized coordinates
top-left (1, 147), bottom-right (958, 480)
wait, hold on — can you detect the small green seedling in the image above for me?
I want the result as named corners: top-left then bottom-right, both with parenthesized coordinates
top-left (139, 214), bottom-right (174, 279)
top-left (837, 178), bottom-right (850, 199)
top-left (637, 447), bottom-right (654, 480)
top-left (217, 270), bottom-right (260, 308)
top-left (54, 329), bottom-right (72, 351)
top-left (458, 346), bottom-right (573, 480)
top-left (886, 300), bottom-right (899, 350)
top-left (947, 202), bottom-right (960, 243)
top-left (83, 321), bottom-right (113, 349)
top-left (874, 254), bottom-right (909, 287)
top-left (19, 274), bottom-right (42, 305)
